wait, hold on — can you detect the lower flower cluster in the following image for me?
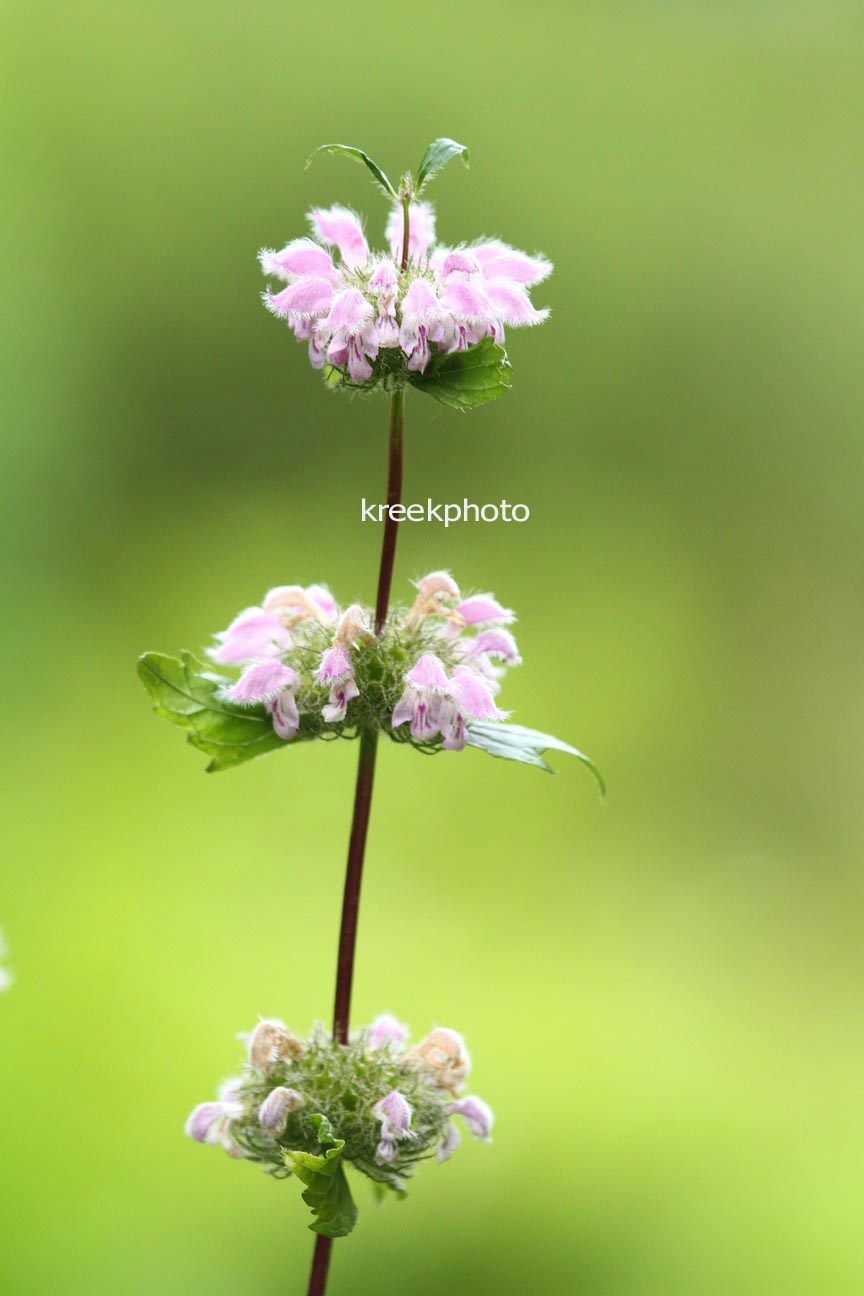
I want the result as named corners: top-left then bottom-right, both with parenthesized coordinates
top-left (186, 1015), bottom-right (492, 1233)
top-left (209, 570), bottom-right (521, 752)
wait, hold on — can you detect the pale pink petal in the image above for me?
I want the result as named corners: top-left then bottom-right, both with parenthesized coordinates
top-left (470, 628), bottom-right (522, 665)
top-left (470, 240), bottom-right (508, 266)
top-left (484, 279), bottom-right (549, 326)
top-left (306, 585), bottom-right (339, 621)
top-left (368, 1013), bottom-right (409, 1049)
top-left (368, 258), bottom-right (399, 293)
top-left (456, 595), bottom-right (514, 626)
top-left (440, 276), bottom-right (493, 321)
top-left (210, 609), bottom-right (291, 664)
top-left (316, 645), bottom-right (352, 683)
top-left (226, 659), bottom-right (298, 705)
top-left (440, 250), bottom-right (481, 278)
top-left (373, 1090), bottom-right (414, 1137)
top-left (406, 653), bottom-right (449, 690)
top-left (185, 1102), bottom-right (223, 1143)
top-left (325, 287), bottom-right (373, 333)
top-left (267, 688), bottom-right (299, 740)
top-left (264, 276), bottom-right (335, 319)
top-left (448, 668), bottom-right (506, 721)
top-left (322, 676), bottom-right (359, 723)
top-left (309, 205), bottom-right (369, 268)
top-left (391, 692), bottom-right (415, 728)
top-left (448, 1095), bottom-right (494, 1141)
top-left (259, 239), bottom-right (335, 281)
top-left (482, 248), bottom-right (552, 286)
top-left (401, 278), bottom-right (441, 316)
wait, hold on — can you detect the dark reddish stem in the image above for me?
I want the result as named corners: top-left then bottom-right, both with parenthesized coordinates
top-left (305, 385), bottom-right (406, 1296)
top-left (306, 1235), bottom-right (332, 1296)
top-left (331, 726), bottom-right (378, 1044)
top-left (374, 386), bottom-right (405, 634)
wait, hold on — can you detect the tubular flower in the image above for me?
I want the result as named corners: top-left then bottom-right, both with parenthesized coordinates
top-left (184, 1014), bottom-right (492, 1232)
top-left (260, 200), bottom-right (551, 388)
top-left (207, 571), bottom-right (520, 751)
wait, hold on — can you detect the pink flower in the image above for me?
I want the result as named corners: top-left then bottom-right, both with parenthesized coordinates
top-left (391, 653), bottom-right (450, 739)
top-left (367, 1013), bottom-right (409, 1050)
top-left (264, 276), bottom-right (336, 321)
top-left (437, 1095), bottom-right (493, 1161)
top-left (469, 628), bottom-right (521, 665)
top-left (266, 688), bottom-right (300, 741)
top-left (315, 644), bottom-right (359, 723)
top-left (399, 279), bottom-right (449, 374)
top-left (385, 200), bottom-right (437, 264)
top-left (373, 1090), bottom-right (414, 1163)
top-left (448, 1095), bottom-right (494, 1141)
top-left (455, 594), bottom-right (514, 627)
top-left (323, 288), bottom-right (379, 383)
top-left (368, 258), bottom-right (400, 347)
top-left (225, 659), bottom-right (298, 705)
top-left (309, 205), bottom-right (369, 268)
top-left (439, 666), bottom-right (507, 751)
top-left (259, 238), bottom-right (337, 282)
top-left (260, 199), bottom-right (552, 381)
top-left (185, 1079), bottom-right (246, 1157)
top-left (210, 607), bottom-right (292, 665)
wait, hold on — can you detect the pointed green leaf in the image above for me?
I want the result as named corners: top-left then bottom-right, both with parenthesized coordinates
top-left (416, 138), bottom-right (470, 194)
top-left (466, 722), bottom-right (606, 793)
top-left (306, 144), bottom-right (397, 199)
top-left (408, 336), bottom-right (512, 410)
top-left (137, 651), bottom-right (287, 772)
top-left (286, 1117), bottom-right (358, 1237)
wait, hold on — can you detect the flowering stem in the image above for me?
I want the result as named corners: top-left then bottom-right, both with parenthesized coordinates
top-left (306, 387), bottom-right (405, 1296)
top-left (331, 727), bottom-right (378, 1045)
top-left (399, 198), bottom-right (411, 273)
top-left (306, 1236), bottom-right (332, 1296)
top-left (373, 386), bottom-right (405, 634)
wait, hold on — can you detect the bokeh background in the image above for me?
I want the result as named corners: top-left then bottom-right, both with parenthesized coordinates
top-left (3, 3), bottom-right (864, 1293)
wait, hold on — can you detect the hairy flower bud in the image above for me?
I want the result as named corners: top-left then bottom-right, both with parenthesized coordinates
top-left (248, 1019), bottom-right (304, 1075)
top-left (405, 1027), bottom-right (471, 1094)
top-left (258, 1085), bottom-right (306, 1133)
top-left (367, 1013), bottom-right (409, 1050)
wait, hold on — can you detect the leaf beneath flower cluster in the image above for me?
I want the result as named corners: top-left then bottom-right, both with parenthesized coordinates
top-left (285, 1114), bottom-right (359, 1238)
top-left (137, 651), bottom-right (286, 772)
top-left (306, 143), bottom-right (397, 199)
top-left (409, 337), bottom-right (512, 410)
top-left (416, 137), bottom-right (470, 194)
top-left (467, 722), bottom-right (606, 791)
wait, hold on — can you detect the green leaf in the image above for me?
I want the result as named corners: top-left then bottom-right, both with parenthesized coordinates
top-left (416, 138), bottom-right (470, 194)
top-left (285, 1116), bottom-right (358, 1238)
top-left (137, 651), bottom-right (287, 773)
top-left (306, 143), bottom-right (397, 199)
top-left (466, 722), bottom-right (606, 792)
top-left (408, 336), bottom-right (512, 410)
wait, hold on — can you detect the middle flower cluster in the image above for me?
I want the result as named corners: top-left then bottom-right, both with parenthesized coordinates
top-left (209, 572), bottom-right (521, 751)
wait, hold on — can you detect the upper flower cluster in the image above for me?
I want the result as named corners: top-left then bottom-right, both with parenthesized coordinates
top-left (260, 201), bottom-right (552, 384)
top-left (209, 571), bottom-right (521, 752)
top-left (186, 1013), bottom-right (492, 1205)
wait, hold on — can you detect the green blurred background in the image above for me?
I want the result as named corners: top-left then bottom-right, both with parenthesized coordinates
top-left (3, 2), bottom-right (864, 1292)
